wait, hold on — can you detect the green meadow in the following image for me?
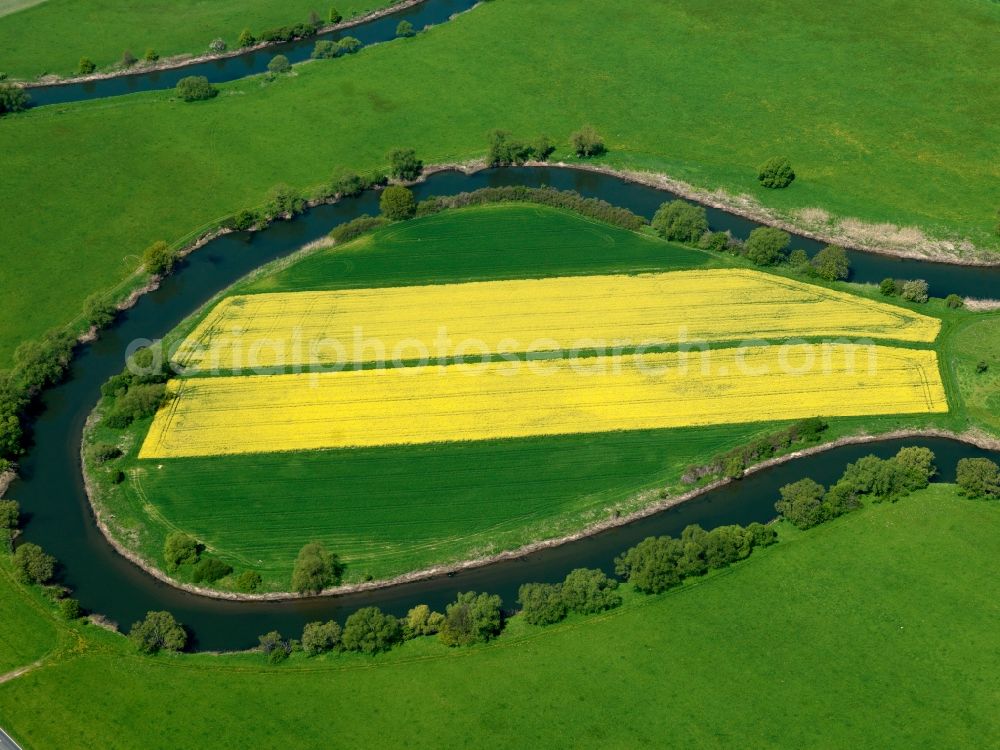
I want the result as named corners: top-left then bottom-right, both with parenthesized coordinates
top-left (2, 485), bottom-right (999, 748)
top-left (0, 0), bottom-right (997, 365)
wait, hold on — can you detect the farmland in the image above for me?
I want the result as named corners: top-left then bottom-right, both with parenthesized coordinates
top-left (174, 269), bottom-right (941, 372)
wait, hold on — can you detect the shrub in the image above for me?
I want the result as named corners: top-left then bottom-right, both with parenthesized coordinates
top-left (570, 125), bottom-right (605, 157)
top-left (329, 7), bottom-right (342, 23)
top-left (704, 525), bottom-right (754, 568)
top-left (341, 606), bottom-right (402, 653)
top-left (397, 20), bottom-right (415, 37)
top-left (486, 129), bottom-right (536, 166)
top-left (258, 631), bottom-right (291, 663)
top-left (208, 38), bottom-right (226, 53)
top-left (380, 185), bottom-right (417, 220)
top-left (121, 49), bottom-right (138, 67)
top-left (561, 568), bottom-right (621, 614)
top-left (698, 231), bottom-right (730, 253)
top-left (651, 200), bottom-right (709, 243)
top-left (775, 478), bottom-right (826, 529)
top-left (302, 620), bottom-right (342, 655)
top-left (439, 591), bottom-right (504, 646)
top-left (104, 383), bottom-right (166, 427)
top-left (387, 148), bottom-right (423, 181)
top-left (231, 209), bottom-right (259, 231)
top-left (615, 536), bottom-right (682, 593)
top-left (58, 597), bottom-right (81, 620)
top-left (976, 360), bottom-right (989, 374)
top-left (85, 441), bottom-right (120, 464)
top-left (268, 54), bottom-right (291, 75)
top-left (517, 582), bottom-right (567, 625)
top-left (329, 214), bottom-right (388, 243)
top-left (338, 37), bottom-right (362, 54)
top-left (291, 541), bottom-right (342, 593)
top-left (176, 75), bottom-right (217, 102)
top-left (757, 157), bottom-right (795, 188)
top-left (191, 558), bottom-right (233, 583)
top-left (0, 499), bottom-right (19, 530)
top-left (234, 570), bottom-right (263, 592)
top-left (130, 611), bottom-right (187, 653)
top-left (788, 248), bottom-right (810, 270)
top-left (900, 279), bottom-right (929, 303)
top-left (811, 245), bottom-right (850, 280)
top-left (142, 240), bottom-right (177, 275)
top-left (331, 171), bottom-right (367, 197)
top-left (311, 40), bottom-right (341, 59)
top-left (78, 57), bottom-right (96, 75)
top-left (744, 226), bottom-right (790, 266)
top-left (403, 604), bottom-right (444, 637)
top-left (13, 330), bottom-right (76, 393)
top-left (745, 522), bottom-right (778, 548)
top-left (264, 184), bottom-right (306, 218)
top-left (13, 543), bottom-right (55, 584)
top-left (83, 293), bottom-right (117, 329)
top-left (956, 458), bottom-right (1000, 499)
top-left (0, 83), bottom-right (29, 115)
top-left (532, 135), bottom-right (555, 161)
top-left (237, 29), bottom-right (256, 48)
top-left (945, 293), bottom-right (964, 309)
top-left (163, 532), bottom-right (199, 572)
top-left (879, 277), bottom-right (897, 296)
top-left (144, 48), bottom-right (159, 62)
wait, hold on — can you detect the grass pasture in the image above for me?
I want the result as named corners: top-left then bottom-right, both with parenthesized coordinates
top-left (1, 485), bottom-right (999, 748)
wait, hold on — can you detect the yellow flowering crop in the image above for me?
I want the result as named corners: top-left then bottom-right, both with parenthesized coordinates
top-left (174, 270), bottom-right (940, 371)
top-left (140, 344), bottom-right (947, 458)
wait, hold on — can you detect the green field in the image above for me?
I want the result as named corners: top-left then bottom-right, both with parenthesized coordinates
top-left (0, 0), bottom-right (390, 79)
top-left (2, 485), bottom-right (999, 747)
top-left (1, 0), bottom-right (997, 366)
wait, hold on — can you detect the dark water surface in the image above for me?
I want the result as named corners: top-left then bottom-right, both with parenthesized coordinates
top-left (9, 166), bottom-right (998, 651)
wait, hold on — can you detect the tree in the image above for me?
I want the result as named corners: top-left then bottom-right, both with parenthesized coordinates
top-left (900, 279), bottom-right (929, 303)
top-left (811, 245), bottom-right (850, 280)
top-left (231, 209), bottom-right (259, 231)
top-left (291, 541), bottom-right (341, 593)
top-left (744, 226), bottom-right (790, 266)
top-left (532, 135), bottom-right (555, 161)
top-left (176, 75), bottom-right (218, 102)
top-left (234, 570), bottom-right (262, 592)
top-left (757, 157), bottom-right (795, 188)
top-left (956, 458), bottom-right (1000, 499)
top-left (614, 536), bottom-right (682, 593)
top-left (13, 543), bottom-right (55, 584)
top-left (403, 604), bottom-right (444, 637)
top-left (775, 478), bottom-right (826, 529)
top-left (341, 606), bottom-right (401, 653)
top-left (945, 294), bottom-right (964, 309)
top-left (130, 611), bottom-right (187, 653)
top-left (699, 231), bottom-right (730, 253)
top-left (84, 293), bottom-right (117, 329)
top-left (703, 525), bottom-right (753, 569)
top-left (486, 130), bottom-right (533, 166)
top-left (144, 48), bottom-right (159, 62)
top-left (237, 29), bottom-right (256, 48)
top-left (380, 185), bottom-right (416, 220)
top-left (302, 620), bottom-right (342, 655)
top-left (387, 148), bottom-right (423, 181)
top-left (570, 125), bottom-right (605, 157)
top-left (268, 54), bottom-right (291, 75)
top-left (439, 591), bottom-right (504, 646)
top-left (121, 49), bottom-right (138, 67)
top-left (651, 200), bottom-right (709, 243)
top-left (311, 39), bottom-right (341, 59)
top-left (163, 532), bottom-right (199, 571)
top-left (879, 278), bottom-right (897, 296)
top-left (337, 36), bottom-right (362, 54)
top-left (264, 184), bottom-right (306, 218)
top-left (517, 582), bottom-right (567, 625)
top-left (0, 84), bottom-right (29, 115)
top-left (561, 568), bottom-right (621, 614)
top-left (396, 20), bottom-right (415, 37)
top-left (823, 480), bottom-right (861, 517)
top-left (58, 598), bottom-right (81, 620)
top-left (0, 499), bottom-right (20, 530)
top-left (142, 240), bottom-right (177, 276)
top-left (258, 630), bottom-right (291, 663)
top-left (331, 171), bottom-right (365, 196)
top-left (78, 57), bottom-right (97, 75)
top-left (191, 558), bottom-right (233, 583)
top-left (893, 446), bottom-right (936, 491)
top-left (329, 7), bottom-right (343, 23)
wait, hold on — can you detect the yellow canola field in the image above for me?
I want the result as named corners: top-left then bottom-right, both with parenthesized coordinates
top-left (140, 344), bottom-right (948, 459)
top-left (173, 270), bottom-right (941, 371)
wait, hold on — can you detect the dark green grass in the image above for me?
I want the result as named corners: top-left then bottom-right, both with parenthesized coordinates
top-left (0, 0), bottom-right (390, 79)
top-left (2, 485), bottom-right (999, 748)
top-left (0, 0), bottom-right (997, 364)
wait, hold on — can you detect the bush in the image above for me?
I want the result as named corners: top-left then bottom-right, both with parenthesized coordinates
top-left (439, 591), bottom-right (504, 646)
top-left (144, 48), bottom-right (159, 62)
top-left (341, 607), bottom-right (402, 653)
top-left (264, 184), bottom-right (306, 219)
top-left (387, 148), bottom-right (423, 181)
top-left (699, 231), bottom-right (730, 253)
top-left (487, 130), bottom-right (535, 166)
top-left (85, 441), bottom-right (121, 464)
top-left (142, 240), bottom-right (177, 276)
top-left (744, 226), bottom-right (790, 266)
top-left (570, 125), bottom-right (605, 157)
top-left (163, 532), bottom-right (199, 572)
top-left (956, 458), bottom-right (1000, 499)
top-left (176, 75), bottom-right (218, 102)
top-left (13, 543), bottom-right (55, 584)
top-left (329, 7), bottom-right (342, 23)
top-left (396, 20), bottom-right (415, 37)
top-left (311, 39), bottom-right (341, 59)
top-left (775, 478), bottom-right (826, 529)
top-left (403, 604), bottom-right (445, 637)
top-left (191, 558), bottom-right (233, 583)
top-left (58, 597), bottom-right (81, 620)
top-left (121, 49), bottom-right (137, 67)
top-left (561, 568), bottom-right (620, 614)
top-left (238, 29), bottom-right (256, 48)
top-left (0, 84), bottom-right (29, 115)
top-left (757, 157), bottom-right (795, 188)
top-left (329, 214), bottom-right (388, 243)
top-left (945, 293), bottom-right (964, 309)
top-left (380, 185), bottom-right (417, 220)
top-left (879, 277), bottom-right (898, 296)
top-left (83, 293), bottom-right (117, 329)
top-left (258, 631), bottom-right (291, 663)
top-left (78, 57), bottom-right (96, 75)
top-left (532, 135), bottom-right (555, 161)
top-left (976, 360), bottom-right (989, 374)
top-left (330, 171), bottom-right (366, 197)
top-left (811, 245), bottom-right (850, 280)
top-left (268, 54), bottom-right (292, 75)
top-left (231, 209), bottom-right (259, 231)
top-left (788, 248), bottom-right (810, 271)
top-left (302, 620), bottom-right (342, 655)
top-left (208, 38), bottom-right (226, 53)
top-left (900, 279), bottom-right (929, 303)
top-left (338, 37), bottom-right (362, 54)
top-left (291, 541), bottom-right (342, 593)
top-left (130, 611), bottom-right (186, 653)
top-left (104, 383), bottom-right (166, 428)
top-left (614, 536), bottom-right (682, 593)
top-left (234, 570), bottom-right (263, 592)
top-left (651, 200), bottom-right (709, 243)
top-left (517, 582), bottom-right (567, 625)
top-left (0, 499), bottom-right (19, 530)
